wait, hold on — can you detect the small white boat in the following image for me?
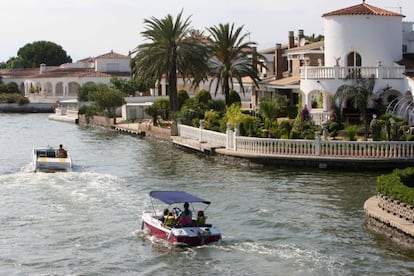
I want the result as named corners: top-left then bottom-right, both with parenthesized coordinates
top-left (141, 191), bottom-right (222, 247)
top-left (32, 146), bottom-right (72, 172)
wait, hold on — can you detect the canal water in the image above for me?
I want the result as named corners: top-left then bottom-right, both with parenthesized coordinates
top-left (1, 113), bottom-right (414, 275)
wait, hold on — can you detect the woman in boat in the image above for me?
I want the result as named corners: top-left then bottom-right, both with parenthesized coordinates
top-left (197, 210), bottom-right (207, 226)
top-left (179, 202), bottom-right (193, 218)
top-left (164, 211), bottom-right (176, 227)
top-left (178, 209), bottom-right (192, 226)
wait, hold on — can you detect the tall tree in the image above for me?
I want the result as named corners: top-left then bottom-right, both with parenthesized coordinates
top-left (89, 85), bottom-right (125, 124)
top-left (131, 10), bottom-right (210, 133)
top-left (334, 74), bottom-right (375, 139)
top-left (9, 41), bottom-right (72, 68)
top-left (207, 23), bottom-right (264, 106)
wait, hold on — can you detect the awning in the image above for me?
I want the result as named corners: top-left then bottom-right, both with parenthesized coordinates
top-left (150, 191), bottom-right (211, 205)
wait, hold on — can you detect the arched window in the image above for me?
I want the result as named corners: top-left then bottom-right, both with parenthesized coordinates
top-left (347, 52), bottom-right (361, 67)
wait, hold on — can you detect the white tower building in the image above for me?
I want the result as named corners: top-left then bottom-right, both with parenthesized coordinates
top-left (300, 1), bottom-right (413, 125)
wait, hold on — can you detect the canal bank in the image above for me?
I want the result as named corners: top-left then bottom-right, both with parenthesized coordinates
top-left (364, 196), bottom-right (414, 247)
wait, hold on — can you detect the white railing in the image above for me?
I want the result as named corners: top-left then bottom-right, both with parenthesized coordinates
top-left (178, 124), bottom-right (200, 140)
top-left (178, 124), bottom-right (414, 159)
top-left (319, 140), bottom-right (414, 158)
top-left (236, 137), bottom-right (316, 155)
top-left (235, 136), bottom-right (414, 158)
top-left (178, 124), bottom-right (226, 146)
top-left (301, 66), bottom-right (405, 80)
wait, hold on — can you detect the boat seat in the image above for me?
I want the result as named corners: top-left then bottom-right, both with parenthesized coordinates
top-left (46, 150), bottom-right (56, 157)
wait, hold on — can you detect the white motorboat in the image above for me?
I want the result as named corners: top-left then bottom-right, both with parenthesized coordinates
top-left (32, 146), bottom-right (72, 172)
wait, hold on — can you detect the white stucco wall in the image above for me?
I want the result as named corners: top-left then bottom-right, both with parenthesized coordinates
top-left (324, 15), bottom-right (403, 67)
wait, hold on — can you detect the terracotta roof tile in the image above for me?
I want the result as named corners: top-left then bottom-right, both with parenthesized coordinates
top-left (0, 68), bottom-right (38, 79)
top-left (0, 67), bottom-right (130, 79)
top-left (322, 2), bottom-right (404, 17)
top-left (29, 68), bottom-right (129, 78)
top-left (94, 50), bottom-right (129, 59)
top-left (76, 51), bottom-right (129, 62)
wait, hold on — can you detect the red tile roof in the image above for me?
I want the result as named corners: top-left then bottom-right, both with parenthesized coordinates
top-left (0, 67), bottom-right (130, 79)
top-left (322, 1), bottom-right (404, 17)
top-left (76, 51), bottom-right (129, 62)
top-left (0, 68), bottom-right (38, 79)
top-left (94, 50), bottom-right (129, 59)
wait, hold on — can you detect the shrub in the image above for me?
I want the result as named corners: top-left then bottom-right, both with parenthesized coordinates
top-left (177, 89), bottom-right (189, 110)
top-left (277, 120), bottom-right (293, 139)
top-left (194, 89), bottom-right (212, 105)
top-left (153, 98), bottom-right (170, 120)
top-left (207, 99), bottom-right (226, 113)
top-left (370, 117), bottom-right (383, 141)
top-left (238, 114), bottom-right (261, 137)
top-left (78, 105), bottom-right (99, 117)
top-left (176, 98), bottom-right (205, 126)
top-left (344, 125), bottom-right (358, 141)
top-left (328, 122), bottom-right (342, 139)
top-left (291, 118), bottom-right (318, 139)
top-left (377, 168), bottom-right (414, 205)
top-left (203, 110), bottom-right (221, 132)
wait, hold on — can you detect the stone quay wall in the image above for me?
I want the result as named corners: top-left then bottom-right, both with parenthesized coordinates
top-left (365, 195), bottom-right (414, 247)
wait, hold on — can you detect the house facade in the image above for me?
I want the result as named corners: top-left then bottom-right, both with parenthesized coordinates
top-left (257, 1), bottom-right (414, 125)
top-left (0, 50), bottom-right (131, 103)
top-left (258, 31), bottom-right (324, 110)
top-left (300, 1), bottom-right (414, 124)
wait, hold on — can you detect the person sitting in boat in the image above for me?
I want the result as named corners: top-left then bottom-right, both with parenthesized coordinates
top-left (57, 144), bottom-right (67, 158)
top-left (178, 208), bottom-right (192, 226)
top-left (162, 208), bottom-right (169, 221)
top-left (197, 210), bottom-right (207, 226)
top-left (163, 211), bottom-right (176, 227)
top-left (179, 202), bottom-right (193, 218)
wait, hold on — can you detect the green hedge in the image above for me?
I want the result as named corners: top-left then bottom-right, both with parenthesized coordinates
top-left (376, 167), bottom-right (414, 205)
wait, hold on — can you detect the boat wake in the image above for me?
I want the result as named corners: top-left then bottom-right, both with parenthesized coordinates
top-left (214, 238), bottom-right (344, 274)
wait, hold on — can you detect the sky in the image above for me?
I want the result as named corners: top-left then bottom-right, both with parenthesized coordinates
top-left (1, 0), bottom-right (413, 63)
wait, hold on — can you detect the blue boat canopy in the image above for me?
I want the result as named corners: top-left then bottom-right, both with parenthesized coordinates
top-left (149, 191), bottom-right (211, 205)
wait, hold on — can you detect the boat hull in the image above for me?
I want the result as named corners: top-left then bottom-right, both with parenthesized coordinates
top-left (142, 212), bottom-right (221, 247)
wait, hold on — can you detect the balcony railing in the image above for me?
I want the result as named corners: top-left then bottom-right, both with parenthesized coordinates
top-left (300, 66), bottom-right (405, 80)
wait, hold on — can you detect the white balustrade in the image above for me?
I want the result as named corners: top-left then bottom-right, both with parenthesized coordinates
top-left (178, 124), bottom-right (414, 159)
top-left (301, 66), bottom-right (405, 80)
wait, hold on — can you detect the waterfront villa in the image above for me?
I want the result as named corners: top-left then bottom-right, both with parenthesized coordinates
top-left (0, 50), bottom-right (131, 103)
top-left (258, 1), bottom-right (414, 126)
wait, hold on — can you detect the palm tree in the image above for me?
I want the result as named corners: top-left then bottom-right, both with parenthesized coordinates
top-left (131, 11), bottom-right (210, 133)
top-left (207, 23), bottom-right (264, 106)
top-left (334, 74), bottom-right (375, 139)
